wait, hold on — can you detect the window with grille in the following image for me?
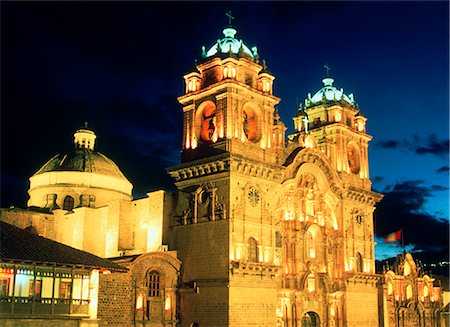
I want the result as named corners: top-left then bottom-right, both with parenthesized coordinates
top-left (147, 271), bottom-right (161, 297)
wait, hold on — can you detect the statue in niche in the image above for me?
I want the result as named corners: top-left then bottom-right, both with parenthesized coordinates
top-left (305, 188), bottom-right (315, 216)
top-left (200, 111), bottom-right (217, 142)
top-left (182, 208), bottom-right (191, 225)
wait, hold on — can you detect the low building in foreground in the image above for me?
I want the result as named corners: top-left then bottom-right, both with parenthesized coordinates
top-left (0, 221), bottom-right (127, 326)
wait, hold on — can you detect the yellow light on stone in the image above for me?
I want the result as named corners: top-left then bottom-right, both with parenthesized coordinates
top-left (89, 269), bottom-right (99, 319)
top-left (165, 295), bottom-right (171, 311)
top-left (264, 250), bottom-right (270, 263)
top-left (236, 247), bottom-right (241, 260)
top-left (285, 211), bottom-right (294, 221)
top-left (136, 293), bottom-right (144, 310)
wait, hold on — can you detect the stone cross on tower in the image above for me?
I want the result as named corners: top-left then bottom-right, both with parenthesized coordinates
top-left (226, 11), bottom-right (234, 25)
top-left (302, 115), bottom-right (309, 133)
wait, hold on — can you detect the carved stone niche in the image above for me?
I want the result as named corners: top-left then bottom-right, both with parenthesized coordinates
top-left (177, 184), bottom-right (227, 226)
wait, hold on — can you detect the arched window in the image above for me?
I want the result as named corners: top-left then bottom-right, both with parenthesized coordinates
top-left (356, 252), bottom-right (363, 272)
top-left (387, 281), bottom-right (394, 295)
top-left (63, 196), bottom-right (74, 211)
top-left (146, 271), bottom-right (161, 297)
top-left (406, 285), bottom-right (413, 300)
top-left (275, 231), bottom-right (282, 248)
top-left (306, 231), bottom-right (315, 258)
top-left (248, 237), bottom-right (258, 262)
top-left (301, 311), bottom-right (320, 327)
top-left (307, 273), bottom-right (315, 293)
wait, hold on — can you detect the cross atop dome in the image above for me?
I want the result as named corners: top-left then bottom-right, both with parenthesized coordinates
top-left (324, 63), bottom-right (331, 77)
top-left (226, 10), bottom-right (234, 26)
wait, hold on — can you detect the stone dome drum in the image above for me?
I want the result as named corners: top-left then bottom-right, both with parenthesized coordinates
top-left (28, 128), bottom-right (133, 210)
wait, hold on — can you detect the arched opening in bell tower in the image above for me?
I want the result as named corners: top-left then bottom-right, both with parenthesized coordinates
top-left (301, 311), bottom-right (320, 327)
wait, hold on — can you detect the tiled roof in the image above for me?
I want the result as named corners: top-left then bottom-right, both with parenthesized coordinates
top-left (34, 148), bottom-right (128, 180)
top-left (0, 221), bottom-right (127, 272)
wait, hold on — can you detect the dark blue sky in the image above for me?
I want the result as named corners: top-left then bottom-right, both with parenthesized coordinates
top-left (1, 1), bottom-right (448, 259)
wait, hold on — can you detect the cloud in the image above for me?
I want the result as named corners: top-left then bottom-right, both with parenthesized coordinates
top-left (374, 180), bottom-right (449, 252)
top-left (376, 140), bottom-right (399, 149)
top-left (436, 166), bottom-right (449, 174)
top-left (414, 134), bottom-right (449, 156)
top-left (375, 134), bottom-right (449, 158)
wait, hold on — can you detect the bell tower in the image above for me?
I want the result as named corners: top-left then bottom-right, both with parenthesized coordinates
top-left (168, 18), bottom-right (286, 327)
top-left (177, 24), bottom-right (282, 163)
top-left (288, 69), bottom-right (380, 280)
top-left (290, 73), bottom-right (370, 182)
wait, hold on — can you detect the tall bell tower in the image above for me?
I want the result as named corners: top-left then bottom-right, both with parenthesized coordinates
top-left (168, 18), bottom-right (286, 327)
top-left (287, 70), bottom-right (382, 325)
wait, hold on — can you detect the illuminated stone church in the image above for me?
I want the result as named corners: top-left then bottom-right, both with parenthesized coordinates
top-left (1, 23), bottom-right (445, 327)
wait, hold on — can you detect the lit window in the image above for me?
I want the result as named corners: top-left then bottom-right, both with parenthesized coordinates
top-left (406, 285), bottom-right (413, 300)
top-left (423, 285), bottom-right (429, 297)
top-left (334, 111), bottom-right (342, 122)
top-left (59, 281), bottom-right (71, 299)
top-left (29, 279), bottom-right (41, 297)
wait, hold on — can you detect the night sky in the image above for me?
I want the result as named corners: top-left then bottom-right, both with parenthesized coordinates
top-left (2, 2), bottom-right (448, 260)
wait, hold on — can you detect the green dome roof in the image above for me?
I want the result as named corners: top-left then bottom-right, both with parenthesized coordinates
top-left (306, 77), bottom-right (355, 107)
top-left (203, 27), bottom-right (257, 60)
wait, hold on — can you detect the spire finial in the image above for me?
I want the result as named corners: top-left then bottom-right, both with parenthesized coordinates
top-left (324, 63), bottom-right (331, 77)
top-left (262, 59), bottom-right (267, 70)
top-left (226, 11), bottom-right (234, 26)
top-left (84, 121), bottom-right (88, 129)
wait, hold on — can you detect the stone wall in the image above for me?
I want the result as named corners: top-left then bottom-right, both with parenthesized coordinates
top-left (98, 272), bottom-right (134, 327)
top-left (345, 278), bottom-right (379, 327)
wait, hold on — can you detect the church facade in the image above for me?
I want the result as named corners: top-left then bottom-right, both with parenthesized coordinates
top-left (1, 23), bottom-right (445, 327)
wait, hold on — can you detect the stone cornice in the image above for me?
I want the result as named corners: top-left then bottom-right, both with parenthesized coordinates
top-left (344, 186), bottom-right (383, 205)
top-left (167, 152), bottom-right (283, 183)
top-left (167, 154), bottom-right (230, 182)
top-left (229, 155), bottom-right (282, 181)
top-left (177, 79), bottom-right (280, 105)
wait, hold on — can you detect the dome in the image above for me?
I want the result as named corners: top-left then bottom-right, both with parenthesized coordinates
top-left (28, 127), bottom-right (133, 209)
top-left (33, 148), bottom-right (128, 180)
top-left (306, 77), bottom-right (355, 107)
top-left (203, 27), bottom-right (257, 60)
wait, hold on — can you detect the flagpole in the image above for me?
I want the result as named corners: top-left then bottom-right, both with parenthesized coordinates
top-left (401, 228), bottom-right (405, 254)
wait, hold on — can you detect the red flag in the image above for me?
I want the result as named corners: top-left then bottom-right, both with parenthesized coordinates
top-left (384, 229), bottom-right (402, 243)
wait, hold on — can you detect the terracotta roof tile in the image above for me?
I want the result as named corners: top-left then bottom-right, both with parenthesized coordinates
top-left (0, 221), bottom-right (127, 272)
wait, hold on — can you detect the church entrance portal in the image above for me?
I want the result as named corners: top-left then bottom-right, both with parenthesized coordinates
top-left (301, 311), bottom-right (320, 327)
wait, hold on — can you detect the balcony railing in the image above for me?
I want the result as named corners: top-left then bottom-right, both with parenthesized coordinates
top-left (0, 296), bottom-right (90, 316)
